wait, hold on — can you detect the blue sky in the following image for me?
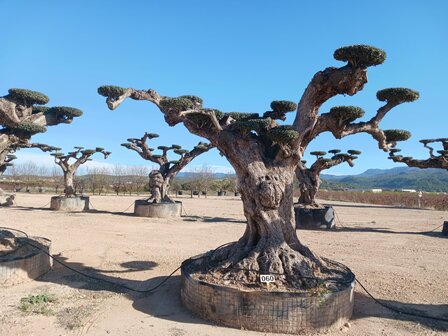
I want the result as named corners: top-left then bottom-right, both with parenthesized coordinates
top-left (1, 1), bottom-right (447, 175)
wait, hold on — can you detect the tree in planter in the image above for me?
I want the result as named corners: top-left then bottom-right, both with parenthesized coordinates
top-left (211, 178), bottom-right (233, 196)
top-left (121, 132), bottom-right (213, 203)
top-left (388, 138), bottom-right (448, 234)
top-left (51, 147), bottom-right (111, 197)
top-left (98, 45), bottom-right (419, 289)
top-left (296, 149), bottom-right (361, 207)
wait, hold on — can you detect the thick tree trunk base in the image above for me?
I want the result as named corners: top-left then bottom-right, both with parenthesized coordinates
top-left (50, 195), bottom-right (89, 211)
top-left (181, 250), bottom-right (355, 334)
top-left (0, 230), bottom-right (52, 286)
top-left (294, 204), bottom-right (335, 230)
top-left (134, 200), bottom-right (182, 218)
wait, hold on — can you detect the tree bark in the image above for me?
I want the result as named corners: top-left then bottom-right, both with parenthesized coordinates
top-left (206, 136), bottom-right (323, 288)
top-left (63, 170), bottom-right (76, 197)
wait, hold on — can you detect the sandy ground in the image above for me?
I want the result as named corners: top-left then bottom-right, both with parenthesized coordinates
top-left (0, 193), bottom-right (447, 336)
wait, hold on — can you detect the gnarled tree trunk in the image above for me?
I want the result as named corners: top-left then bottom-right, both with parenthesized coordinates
top-left (209, 139), bottom-right (324, 288)
top-left (295, 165), bottom-right (322, 208)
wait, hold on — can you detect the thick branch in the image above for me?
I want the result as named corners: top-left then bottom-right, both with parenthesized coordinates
top-left (101, 88), bottom-right (222, 142)
top-left (51, 147), bottom-right (110, 196)
top-left (123, 132), bottom-right (165, 166)
top-left (293, 65), bottom-right (368, 144)
top-left (307, 101), bottom-right (406, 152)
top-left (165, 142), bottom-right (214, 180)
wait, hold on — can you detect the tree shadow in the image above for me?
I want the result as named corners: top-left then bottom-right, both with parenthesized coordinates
top-left (31, 252), bottom-right (213, 325)
top-left (12, 205), bottom-right (53, 211)
top-left (334, 226), bottom-right (446, 237)
top-left (182, 215), bottom-right (246, 224)
top-left (7, 248), bottom-right (446, 330)
top-left (85, 209), bottom-right (136, 217)
top-left (353, 291), bottom-right (448, 331)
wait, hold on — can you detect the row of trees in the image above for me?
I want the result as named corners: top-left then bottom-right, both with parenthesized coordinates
top-left (1, 161), bottom-right (241, 196)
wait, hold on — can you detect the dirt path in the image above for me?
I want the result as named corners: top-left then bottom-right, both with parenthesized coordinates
top-left (1, 194), bottom-right (447, 335)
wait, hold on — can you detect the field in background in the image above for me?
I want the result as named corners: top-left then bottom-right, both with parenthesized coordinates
top-left (318, 190), bottom-right (448, 211)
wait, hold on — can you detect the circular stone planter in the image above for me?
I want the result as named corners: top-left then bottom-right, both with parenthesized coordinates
top-left (50, 195), bottom-right (90, 211)
top-left (294, 205), bottom-right (335, 230)
top-left (0, 231), bottom-right (52, 287)
top-left (181, 259), bottom-right (354, 334)
top-left (134, 200), bottom-right (182, 218)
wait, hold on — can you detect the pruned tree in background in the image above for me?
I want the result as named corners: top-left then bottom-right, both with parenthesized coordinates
top-left (121, 132), bottom-right (213, 203)
top-left (99, 45), bottom-right (420, 289)
top-left (389, 138), bottom-right (448, 170)
top-left (51, 147), bottom-right (111, 197)
top-left (296, 149), bottom-right (360, 207)
top-left (0, 88), bottom-right (82, 194)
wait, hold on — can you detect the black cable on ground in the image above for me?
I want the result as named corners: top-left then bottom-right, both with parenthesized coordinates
top-left (120, 201), bottom-right (135, 213)
top-left (355, 278), bottom-right (448, 323)
top-left (89, 200), bottom-right (135, 214)
top-left (1, 226), bottom-right (447, 323)
top-left (181, 203), bottom-right (188, 216)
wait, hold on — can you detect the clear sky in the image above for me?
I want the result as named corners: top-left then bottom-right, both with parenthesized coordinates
top-left (1, 0), bottom-right (447, 175)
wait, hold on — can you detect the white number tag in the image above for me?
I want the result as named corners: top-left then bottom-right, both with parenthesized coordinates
top-left (260, 274), bottom-right (275, 283)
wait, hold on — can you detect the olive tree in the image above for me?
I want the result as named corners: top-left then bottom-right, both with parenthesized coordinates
top-left (98, 45), bottom-right (419, 288)
top-left (121, 132), bottom-right (213, 203)
top-left (51, 147), bottom-right (111, 197)
top-left (296, 149), bottom-right (360, 207)
top-left (0, 88), bottom-right (82, 183)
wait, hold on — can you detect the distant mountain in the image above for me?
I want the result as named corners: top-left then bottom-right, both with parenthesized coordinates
top-left (321, 166), bottom-right (448, 192)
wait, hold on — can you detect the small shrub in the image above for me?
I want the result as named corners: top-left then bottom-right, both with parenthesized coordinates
top-left (19, 294), bottom-right (57, 315)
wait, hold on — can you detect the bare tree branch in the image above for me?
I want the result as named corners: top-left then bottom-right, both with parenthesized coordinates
top-left (389, 139), bottom-right (448, 170)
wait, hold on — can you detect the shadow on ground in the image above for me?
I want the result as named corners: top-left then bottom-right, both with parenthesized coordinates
top-left (334, 226), bottom-right (446, 237)
top-left (353, 291), bottom-right (448, 331)
top-left (182, 215), bottom-right (246, 224)
top-left (27, 252), bottom-right (448, 331)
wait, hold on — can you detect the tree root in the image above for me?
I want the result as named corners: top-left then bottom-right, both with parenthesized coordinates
top-left (207, 240), bottom-right (331, 289)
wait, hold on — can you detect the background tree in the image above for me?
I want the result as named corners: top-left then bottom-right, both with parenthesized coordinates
top-left (50, 166), bottom-right (64, 194)
top-left (98, 45), bottom-right (419, 289)
top-left (121, 131), bottom-right (213, 203)
top-left (296, 149), bottom-right (360, 207)
top-left (195, 165), bottom-right (214, 197)
top-left (86, 166), bottom-right (110, 195)
top-left (51, 147), bottom-right (111, 197)
top-left (0, 88), bottom-right (82, 168)
top-left (112, 164), bottom-right (126, 195)
top-left (211, 178), bottom-right (233, 195)
top-left (388, 138), bottom-right (448, 169)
